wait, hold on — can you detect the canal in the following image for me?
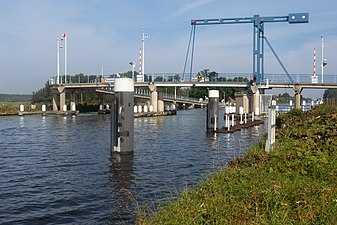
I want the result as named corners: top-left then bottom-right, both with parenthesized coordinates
top-left (0, 109), bottom-right (267, 224)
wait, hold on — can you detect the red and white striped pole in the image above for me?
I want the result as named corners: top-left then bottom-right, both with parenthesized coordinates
top-left (138, 48), bottom-right (142, 76)
top-left (313, 47), bottom-right (316, 77)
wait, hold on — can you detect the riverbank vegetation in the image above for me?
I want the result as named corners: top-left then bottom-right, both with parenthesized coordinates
top-left (138, 104), bottom-right (337, 224)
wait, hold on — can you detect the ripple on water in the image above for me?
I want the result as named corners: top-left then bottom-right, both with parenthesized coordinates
top-left (0, 111), bottom-right (267, 224)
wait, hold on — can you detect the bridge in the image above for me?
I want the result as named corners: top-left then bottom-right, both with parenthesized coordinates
top-left (49, 72), bottom-right (337, 114)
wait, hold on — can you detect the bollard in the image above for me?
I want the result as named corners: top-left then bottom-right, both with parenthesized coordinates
top-left (302, 100), bottom-right (306, 112)
top-left (225, 106), bottom-right (230, 131)
top-left (63, 105), bottom-right (67, 112)
top-left (144, 105), bottom-right (148, 113)
top-left (149, 105), bottom-right (154, 112)
top-left (289, 100), bottom-right (293, 111)
top-left (232, 114), bottom-right (235, 126)
top-left (99, 104), bottom-right (103, 111)
top-left (239, 106), bottom-right (243, 124)
top-left (111, 78), bottom-right (134, 154)
top-left (252, 112), bottom-right (255, 122)
top-left (244, 113), bottom-right (247, 124)
top-left (19, 105), bottom-right (25, 116)
top-left (42, 104), bottom-right (46, 116)
top-left (138, 105), bottom-right (142, 113)
top-left (134, 105), bottom-right (138, 113)
top-left (71, 103), bottom-right (76, 112)
top-left (206, 90), bottom-right (219, 131)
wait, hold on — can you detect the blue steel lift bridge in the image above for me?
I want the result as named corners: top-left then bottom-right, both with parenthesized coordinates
top-left (185, 13), bottom-right (309, 85)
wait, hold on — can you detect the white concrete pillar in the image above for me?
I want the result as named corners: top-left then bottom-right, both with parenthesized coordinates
top-left (143, 105), bottom-right (148, 113)
top-left (52, 93), bottom-right (58, 111)
top-left (157, 90), bottom-right (164, 113)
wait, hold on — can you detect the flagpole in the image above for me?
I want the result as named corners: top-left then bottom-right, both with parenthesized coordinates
top-left (321, 35), bottom-right (324, 83)
top-left (64, 34), bottom-right (67, 83)
top-left (57, 38), bottom-right (60, 84)
top-left (141, 29), bottom-right (148, 82)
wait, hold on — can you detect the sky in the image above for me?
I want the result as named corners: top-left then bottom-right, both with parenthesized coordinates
top-left (1, 0), bottom-right (337, 98)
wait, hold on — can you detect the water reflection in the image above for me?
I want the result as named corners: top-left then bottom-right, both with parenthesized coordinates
top-left (108, 153), bottom-right (135, 224)
top-left (0, 111), bottom-right (267, 224)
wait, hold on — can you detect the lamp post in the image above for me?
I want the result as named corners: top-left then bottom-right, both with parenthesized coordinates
top-left (129, 61), bottom-right (135, 80)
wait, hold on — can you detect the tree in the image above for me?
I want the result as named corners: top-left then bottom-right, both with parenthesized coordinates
top-left (31, 82), bottom-right (52, 104)
top-left (209, 71), bottom-right (218, 82)
top-left (323, 89), bottom-right (337, 99)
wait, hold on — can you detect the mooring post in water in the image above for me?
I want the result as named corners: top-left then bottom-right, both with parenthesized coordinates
top-left (239, 106), bottom-right (244, 124)
top-left (225, 106), bottom-right (230, 131)
top-left (206, 90), bottom-right (219, 131)
top-left (111, 78), bottom-right (134, 154)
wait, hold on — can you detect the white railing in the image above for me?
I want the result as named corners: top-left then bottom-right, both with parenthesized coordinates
top-left (49, 73), bottom-right (337, 85)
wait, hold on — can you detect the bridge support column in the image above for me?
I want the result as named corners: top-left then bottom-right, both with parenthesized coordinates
top-left (157, 88), bottom-right (164, 113)
top-left (149, 83), bottom-right (158, 112)
top-left (52, 93), bottom-right (58, 111)
top-left (207, 90), bottom-right (219, 132)
top-left (294, 85), bottom-right (303, 110)
top-left (295, 92), bottom-right (301, 109)
top-left (250, 85), bottom-right (260, 116)
top-left (60, 92), bottom-right (66, 111)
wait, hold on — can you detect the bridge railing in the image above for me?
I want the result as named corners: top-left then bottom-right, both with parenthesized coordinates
top-left (49, 73), bottom-right (337, 85)
top-left (148, 73), bottom-right (337, 84)
top-left (135, 88), bottom-right (207, 104)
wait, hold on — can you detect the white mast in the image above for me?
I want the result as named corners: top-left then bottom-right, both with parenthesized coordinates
top-left (141, 29), bottom-right (148, 82)
top-left (321, 35), bottom-right (324, 83)
top-left (57, 38), bottom-right (60, 84)
top-left (64, 33), bottom-right (67, 83)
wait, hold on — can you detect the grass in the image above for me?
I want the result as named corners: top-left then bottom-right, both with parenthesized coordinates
top-left (0, 102), bottom-right (46, 115)
top-left (138, 104), bottom-right (337, 224)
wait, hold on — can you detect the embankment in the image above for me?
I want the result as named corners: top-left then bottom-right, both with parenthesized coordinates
top-left (138, 104), bottom-right (337, 224)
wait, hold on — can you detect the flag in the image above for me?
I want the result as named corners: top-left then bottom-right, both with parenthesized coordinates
top-left (60, 33), bottom-right (66, 40)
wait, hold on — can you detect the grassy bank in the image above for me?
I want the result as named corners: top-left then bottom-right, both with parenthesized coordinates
top-left (138, 104), bottom-right (337, 224)
top-left (0, 102), bottom-right (46, 115)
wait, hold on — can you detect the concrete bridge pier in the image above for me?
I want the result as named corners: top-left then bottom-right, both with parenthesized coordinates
top-left (149, 83), bottom-right (165, 113)
top-left (52, 93), bottom-right (59, 111)
top-left (294, 85), bottom-right (303, 109)
top-left (157, 88), bottom-right (164, 112)
top-left (51, 86), bottom-right (66, 112)
top-left (250, 85), bottom-right (260, 116)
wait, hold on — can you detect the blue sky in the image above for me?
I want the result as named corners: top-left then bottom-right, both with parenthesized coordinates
top-left (1, 0), bottom-right (337, 98)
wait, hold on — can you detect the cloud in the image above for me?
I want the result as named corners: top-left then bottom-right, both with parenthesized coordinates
top-left (170, 0), bottom-right (214, 19)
